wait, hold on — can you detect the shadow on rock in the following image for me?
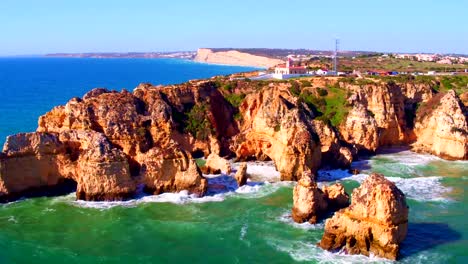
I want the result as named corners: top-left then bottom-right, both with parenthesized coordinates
top-left (400, 222), bottom-right (462, 259)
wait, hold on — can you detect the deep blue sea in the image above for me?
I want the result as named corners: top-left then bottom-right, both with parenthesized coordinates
top-left (0, 58), bottom-right (466, 264)
top-left (0, 57), bottom-right (257, 146)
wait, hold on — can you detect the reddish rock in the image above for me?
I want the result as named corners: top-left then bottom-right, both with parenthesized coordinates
top-left (322, 183), bottom-right (349, 210)
top-left (319, 173), bottom-right (409, 260)
top-left (234, 162), bottom-right (248, 187)
top-left (291, 172), bottom-right (328, 224)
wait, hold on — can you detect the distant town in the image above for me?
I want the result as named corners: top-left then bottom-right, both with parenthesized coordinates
top-left (45, 48), bottom-right (468, 80)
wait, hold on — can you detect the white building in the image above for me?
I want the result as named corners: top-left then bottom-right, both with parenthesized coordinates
top-left (273, 57), bottom-right (309, 79)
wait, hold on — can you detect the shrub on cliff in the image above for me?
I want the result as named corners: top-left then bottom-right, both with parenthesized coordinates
top-left (225, 93), bottom-right (246, 108)
top-left (185, 103), bottom-right (214, 140)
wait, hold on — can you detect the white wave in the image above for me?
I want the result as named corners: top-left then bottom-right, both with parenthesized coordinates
top-left (7, 216), bottom-right (18, 224)
top-left (232, 161), bottom-right (281, 182)
top-left (374, 149), bottom-right (442, 166)
top-left (278, 211), bottom-right (325, 230)
top-left (317, 169), bottom-right (452, 202)
top-left (69, 172), bottom-right (290, 210)
top-left (240, 223), bottom-right (248, 240)
top-left (269, 239), bottom-right (392, 264)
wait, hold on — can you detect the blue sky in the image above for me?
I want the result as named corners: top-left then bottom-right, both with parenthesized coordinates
top-left (0, 0), bottom-right (467, 55)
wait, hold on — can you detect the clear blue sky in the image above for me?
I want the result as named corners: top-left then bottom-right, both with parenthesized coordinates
top-left (0, 0), bottom-right (467, 55)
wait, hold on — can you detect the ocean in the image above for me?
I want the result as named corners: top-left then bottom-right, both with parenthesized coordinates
top-left (0, 58), bottom-right (466, 264)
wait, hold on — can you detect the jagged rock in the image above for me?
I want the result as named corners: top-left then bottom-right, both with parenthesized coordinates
top-left (203, 153), bottom-right (232, 174)
top-left (322, 183), bottom-right (349, 210)
top-left (58, 130), bottom-right (136, 201)
top-left (311, 120), bottom-right (353, 168)
top-left (339, 104), bottom-right (379, 152)
top-left (234, 162), bottom-right (248, 187)
top-left (140, 145), bottom-right (207, 196)
top-left (413, 90), bottom-right (468, 160)
top-left (235, 87), bottom-right (321, 181)
top-left (0, 133), bottom-right (69, 201)
top-left (319, 173), bottom-right (409, 260)
top-left (291, 172), bottom-right (328, 224)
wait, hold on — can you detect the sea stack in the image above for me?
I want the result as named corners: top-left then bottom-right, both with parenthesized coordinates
top-left (318, 173), bottom-right (409, 260)
top-left (291, 172), bottom-right (328, 224)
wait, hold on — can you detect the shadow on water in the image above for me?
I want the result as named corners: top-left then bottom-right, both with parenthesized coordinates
top-left (204, 174), bottom-right (264, 196)
top-left (400, 222), bottom-right (462, 259)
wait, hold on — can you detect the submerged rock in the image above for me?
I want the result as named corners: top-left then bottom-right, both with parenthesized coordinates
top-left (319, 173), bottom-right (409, 260)
top-left (234, 162), bottom-right (248, 187)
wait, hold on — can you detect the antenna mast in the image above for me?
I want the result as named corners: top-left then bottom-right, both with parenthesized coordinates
top-left (334, 38), bottom-right (339, 75)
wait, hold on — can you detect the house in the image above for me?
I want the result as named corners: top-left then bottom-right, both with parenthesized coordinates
top-left (315, 69), bottom-right (328, 75)
top-left (273, 57), bottom-right (309, 79)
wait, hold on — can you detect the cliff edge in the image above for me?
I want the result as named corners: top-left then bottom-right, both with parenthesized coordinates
top-left (194, 48), bottom-right (283, 68)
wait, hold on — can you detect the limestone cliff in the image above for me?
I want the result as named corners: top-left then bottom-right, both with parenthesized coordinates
top-left (234, 85), bottom-right (321, 181)
top-left (412, 90), bottom-right (468, 159)
top-left (194, 48), bottom-right (283, 68)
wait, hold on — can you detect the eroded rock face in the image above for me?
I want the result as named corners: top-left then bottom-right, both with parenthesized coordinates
top-left (339, 104), bottom-right (379, 152)
top-left (58, 130), bottom-right (136, 201)
top-left (235, 87), bottom-right (321, 181)
top-left (311, 120), bottom-right (353, 168)
top-left (140, 145), bottom-right (207, 196)
top-left (0, 133), bottom-right (69, 201)
top-left (203, 153), bottom-right (232, 174)
top-left (291, 172), bottom-right (328, 224)
top-left (412, 91), bottom-right (468, 160)
top-left (0, 131), bottom-right (136, 202)
top-left (319, 173), bottom-right (409, 260)
top-left (322, 183), bottom-right (349, 210)
top-left (234, 162), bottom-right (248, 187)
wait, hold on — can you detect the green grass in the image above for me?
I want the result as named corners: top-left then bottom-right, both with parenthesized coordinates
top-left (298, 86), bottom-right (350, 126)
top-left (224, 93), bottom-right (246, 108)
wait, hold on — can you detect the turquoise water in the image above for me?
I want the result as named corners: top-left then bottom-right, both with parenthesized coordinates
top-left (0, 59), bottom-right (467, 263)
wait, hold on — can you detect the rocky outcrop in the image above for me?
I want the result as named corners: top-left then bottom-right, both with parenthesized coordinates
top-left (311, 120), bottom-right (353, 168)
top-left (319, 173), bottom-right (409, 260)
top-left (140, 145), bottom-right (207, 196)
top-left (202, 153), bottom-right (232, 174)
top-left (412, 90), bottom-right (468, 160)
top-left (292, 171), bottom-right (350, 224)
top-left (234, 162), bottom-right (248, 187)
top-left (322, 183), bottom-right (349, 210)
top-left (194, 48), bottom-right (283, 68)
top-left (339, 103), bottom-right (379, 152)
top-left (291, 172), bottom-right (328, 224)
top-left (0, 131), bottom-right (136, 202)
top-left (234, 87), bottom-right (321, 181)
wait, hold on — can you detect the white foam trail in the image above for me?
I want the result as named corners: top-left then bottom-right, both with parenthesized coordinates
top-left (317, 169), bottom-right (452, 202)
top-left (269, 240), bottom-right (393, 264)
top-left (278, 211), bottom-right (325, 230)
top-left (67, 161), bottom-right (291, 209)
top-left (232, 161), bottom-right (281, 182)
top-left (240, 223), bottom-right (248, 240)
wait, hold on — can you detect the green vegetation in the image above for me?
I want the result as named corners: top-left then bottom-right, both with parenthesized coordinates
top-left (289, 81), bottom-right (301, 96)
top-left (222, 83), bottom-right (235, 91)
top-left (195, 158), bottom-right (206, 168)
top-left (225, 93), bottom-right (246, 108)
top-left (185, 103), bottom-right (214, 140)
top-left (298, 86), bottom-right (350, 126)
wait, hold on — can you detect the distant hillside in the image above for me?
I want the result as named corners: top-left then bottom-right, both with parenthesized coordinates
top-left (207, 48), bottom-right (378, 59)
top-left (194, 48), bottom-right (284, 68)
